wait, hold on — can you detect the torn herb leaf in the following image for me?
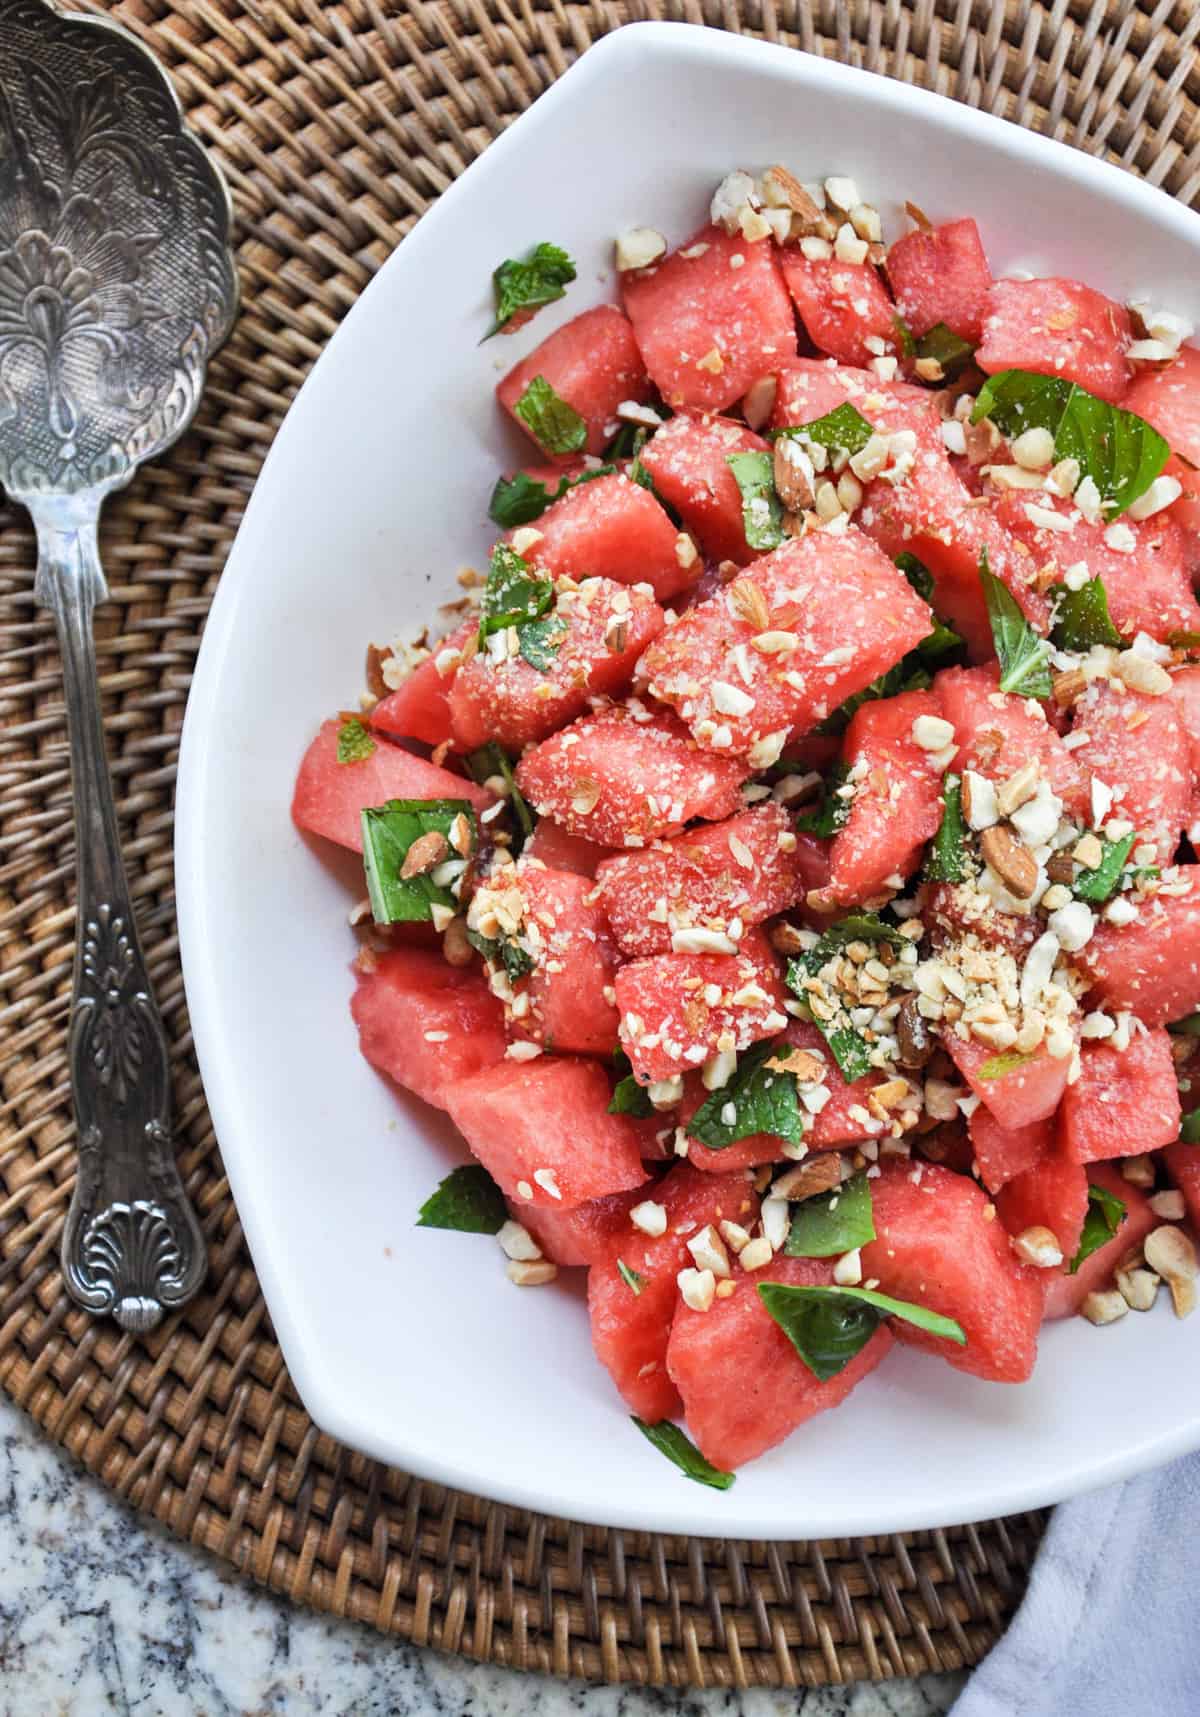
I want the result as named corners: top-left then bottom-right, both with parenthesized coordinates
top-left (608, 1048), bottom-right (654, 1118)
top-left (758, 1282), bottom-right (965, 1381)
top-left (487, 241), bottom-right (576, 338)
top-left (1072, 832), bottom-right (1139, 904)
top-left (979, 551), bottom-right (1052, 698)
top-left (478, 543), bottom-right (555, 642)
top-left (417, 1163), bottom-right (507, 1234)
top-left (488, 464), bottom-right (612, 528)
top-left (336, 716), bottom-right (376, 763)
top-left (784, 1174), bottom-right (876, 1258)
top-left (925, 775), bottom-right (968, 883)
top-left (517, 614), bottom-right (568, 670)
top-left (685, 1042), bottom-right (804, 1150)
top-left (1050, 575), bottom-right (1123, 652)
top-left (794, 763), bottom-right (852, 837)
top-left (916, 322), bottom-right (975, 380)
top-left (632, 1418), bottom-right (735, 1490)
top-left (466, 928), bottom-right (535, 982)
top-left (617, 1260), bottom-right (645, 1295)
top-left (513, 374), bottom-right (588, 455)
top-left (1067, 1183), bottom-right (1127, 1274)
top-left (465, 742), bottom-right (534, 853)
top-left (727, 450), bottom-right (785, 551)
top-left (778, 401), bottom-right (874, 458)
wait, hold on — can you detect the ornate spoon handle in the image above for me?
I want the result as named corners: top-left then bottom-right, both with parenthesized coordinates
top-left (34, 499), bottom-right (206, 1332)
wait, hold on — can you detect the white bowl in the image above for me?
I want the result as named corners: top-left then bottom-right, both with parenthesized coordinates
top-left (176, 22), bottom-right (1200, 1537)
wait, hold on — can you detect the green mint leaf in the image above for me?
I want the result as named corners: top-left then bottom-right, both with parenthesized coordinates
top-left (815, 659), bottom-right (933, 736)
top-left (465, 743), bottom-right (534, 852)
top-left (1073, 833), bottom-right (1138, 904)
top-left (466, 927), bottom-right (534, 982)
top-left (336, 716), bottom-right (376, 763)
top-left (979, 551), bottom-right (1052, 698)
top-left (605, 420), bottom-right (652, 461)
top-left (758, 1282), bottom-right (966, 1380)
top-left (794, 763), bottom-right (852, 836)
top-left (896, 551), bottom-right (934, 602)
top-left (487, 242), bottom-right (576, 338)
top-left (518, 614), bottom-right (567, 670)
top-left (971, 370), bottom-right (1169, 519)
top-left (1169, 1014), bottom-right (1200, 1038)
top-left (514, 374), bottom-right (588, 455)
top-left (1050, 576), bottom-right (1123, 651)
top-left (1168, 630), bottom-right (1200, 651)
top-left (785, 914), bottom-right (905, 1082)
top-left (617, 1259), bottom-right (645, 1295)
top-left (1181, 1109), bottom-right (1200, 1143)
top-left (977, 1049), bottom-right (1037, 1080)
top-left (686, 1042), bottom-right (804, 1151)
top-left (488, 464), bottom-right (616, 529)
top-left (417, 1163), bottom-right (507, 1233)
top-left (479, 543), bottom-right (555, 643)
top-left (632, 1418), bottom-right (735, 1490)
top-left (925, 774), bottom-right (968, 883)
top-left (809, 912), bottom-right (907, 951)
top-left (893, 313), bottom-right (916, 358)
top-left (726, 451), bottom-right (785, 550)
top-left (915, 322), bottom-right (975, 380)
top-left (784, 1174), bottom-right (876, 1258)
top-left (360, 798), bottom-right (475, 924)
top-left (778, 401), bottom-right (874, 458)
top-left (1067, 1183), bottom-right (1127, 1274)
top-left (608, 1048), bottom-right (655, 1117)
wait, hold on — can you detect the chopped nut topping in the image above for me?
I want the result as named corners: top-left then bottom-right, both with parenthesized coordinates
top-left (1011, 1225), bottom-right (1063, 1268)
top-left (980, 824), bottom-right (1038, 899)
top-left (728, 578), bottom-right (771, 631)
top-left (1081, 1289), bottom-right (1129, 1326)
top-left (615, 227), bottom-right (668, 271)
top-left (773, 1155), bottom-right (843, 1201)
top-left (1143, 1226), bottom-right (1198, 1317)
top-left (400, 830), bottom-right (450, 878)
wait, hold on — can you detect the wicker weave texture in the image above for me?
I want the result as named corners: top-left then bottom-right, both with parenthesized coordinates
top-left (3, 0), bottom-right (1195, 1686)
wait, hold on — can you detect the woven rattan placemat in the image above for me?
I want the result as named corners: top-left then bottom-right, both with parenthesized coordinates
top-left (2, 0), bottom-right (1197, 1689)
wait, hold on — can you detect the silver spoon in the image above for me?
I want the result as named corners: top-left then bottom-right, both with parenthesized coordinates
top-left (0, 0), bottom-right (238, 1330)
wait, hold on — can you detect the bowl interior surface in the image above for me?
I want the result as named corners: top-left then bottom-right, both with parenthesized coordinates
top-left (176, 22), bottom-right (1200, 1536)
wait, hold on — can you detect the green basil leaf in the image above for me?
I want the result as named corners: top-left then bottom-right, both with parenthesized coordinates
top-left (1169, 1013), bottom-right (1200, 1038)
top-left (726, 451), bottom-right (785, 550)
top-left (916, 322), bottom-right (975, 380)
top-left (361, 798), bottom-right (475, 924)
top-left (1067, 1182), bottom-right (1127, 1273)
top-left (979, 551), bottom-right (1052, 698)
top-left (971, 369), bottom-right (1169, 520)
top-left (815, 659), bottom-right (933, 737)
top-left (1050, 576), bottom-right (1123, 651)
top-left (608, 1048), bottom-right (655, 1118)
top-left (478, 543), bottom-right (555, 642)
top-left (686, 1042), bottom-right (804, 1150)
top-left (783, 965), bottom-right (873, 1082)
top-left (466, 927), bottom-right (534, 982)
top-left (794, 763), bottom-right (852, 836)
top-left (513, 374), bottom-right (588, 455)
top-left (1168, 630), bottom-right (1200, 651)
top-left (336, 716), bottom-right (376, 763)
top-left (977, 1049), bottom-right (1037, 1080)
top-left (417, 1163), bottom-right (507, 1233)
top-left (488, 464), bottom-right (614, 528)
top-left (808, 912), bottom-right (907, 951)
top-left (1181, 1109), bottom-right (1200, 1143)
top-left (784, 1173), bottom-right (876, 1257)
top-left (617, 1259), bottom-right (645, 1294)
top-left (758, 1281), bottom-right (965, 1380)
top-left (896, 551), bottom-right (935, 602)
top-left (518, 614), bottom-right (567, 670)
top-left (1073, 832), bottom-right (1138, 904)
top-left (893, 313), bottom-right (916, 359)
top-left (464, 742), bottom-right (534, 854)
top-left (487, 243), bottom-right (576, 339)
top-left (917, 614), bottom-right (965, 665)
top-left (632, 1417), bottom-right (735, 1490)
top-left (925, 774), bottom-right (968, 883)
top-left (778, 401), bottom-right (874, 458)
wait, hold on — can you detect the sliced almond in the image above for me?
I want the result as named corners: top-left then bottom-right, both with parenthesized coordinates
top-left (772, 1154), bottom-right (843, 1201)
top-left (728, 578), bottom-right (771, 631)
top-left (979, 824), bottom-right (1039, 899)
top-left (400, 830), bottom-right (451, 878)
top-left (765, 1046), bottom-right (826, 1084)
top-left (762, 164), bottom-right (823, 225)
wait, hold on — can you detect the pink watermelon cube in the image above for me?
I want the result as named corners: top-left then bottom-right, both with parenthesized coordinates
top-left (520, 471), bottom-right (695, 601)
top-left (292, 719), bottom-right (494, 852)
top-left (1164, 1143), bottom-right (1200, 1231)
top-left (507, 863), bottom-right (621, 1056)
top-left (1069, 677), bottom-right (1189, 865)
top-left (976, 278), bottom-right (1132, 404)
top-left (885, 217), bottom-right (992, 343)
top-left (771, 358), bottom-right (935, 434)
top-left (445, 1057), bottom-right (648, 1210)
top-left (620, 224), bottom-right (797, 413)
top-left (447, 576), bottom-right (662, 753)
top-left (638, 412), bottom-right (770, 566)
top-left (638, 530), bottom-right (932, 757)
top-left (1059, 1029), bottom-right (1181, 1163)
top-left (936, 663), bottom-right (1091, 823)
top-left (1077, 866), bottom-right (1200, 1026)
top-left (1123, 344), bottom-right (1200, 466)
top-left (369, 618), bottom-right (476, 749)
top-left (588, 1163), bottom-right (761, 1420)
top-left (595, 804), bottom-right (806, 959)
top-left (515, 705), bottom-right (749, 847)
top-left (615, 928), bottom-right (787, 1085)
top-left (946, 1031), bottom-right (1071, 1130)
top-left (666, 1255), bottom-right (894, 1470)
top-left (1043, 1161), bottom-right (1157, 1319)
top-left (524, 817), bottom-right (616, 878)
top-left (778, 253), bottom-right (899, 367)
top-left (969, 1107), bottom-right (1052, 1194)
top-left (995, 1144), bottom-right (1090, 1261)
top-left (858, 1158), bottom-right (1045, 1382)
top-left (350, 946), bottom-right (507, 1110)
top-left (1169, 664), bottom-right (1200, 781)
top-left (497, 305), bottom-right (651, 460)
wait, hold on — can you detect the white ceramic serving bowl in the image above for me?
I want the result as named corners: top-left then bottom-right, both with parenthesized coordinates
top-left (176, 22), bottom-right (1200, 1537)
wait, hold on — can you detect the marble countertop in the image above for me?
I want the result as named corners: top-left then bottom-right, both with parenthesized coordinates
top-left (0, 1392), bottom-right (967, 1715)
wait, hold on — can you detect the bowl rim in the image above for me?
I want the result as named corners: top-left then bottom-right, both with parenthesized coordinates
top-left (176, 19), bottom-right (1200, 1537)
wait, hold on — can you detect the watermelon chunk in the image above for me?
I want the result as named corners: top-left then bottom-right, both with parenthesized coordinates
top-left (503, 864), bottom-right (621, 1056)
top-left (639, 530), bottom-right (932, 757)
top-left (1165, 453), bottom-right (1200, 539)
top-left (524, 818), bottom-right (616, 878)
top-left (994, 489), bottom-right (1200, 644)
top-left (858, 1158), bottom-right (1044, 1381)
top-left (615, 927), bottom-right (787, 1084)
top-left (969, 1107), bottom-right (1052, 1194)
top-left (820, 689), bottom-right (947, 907)
top-left (515, 705), bottom-right (749, 847)
top-left (520, 471), bottom-right (694, 601)
top-left (1070, 677), bottom-right (1189, 864)
top-left (946, 1032), bottom-right (1071, 1129)
top-left (621, 224), bottom-right (796, 413)
top-left (515, 1186), bottom-right (647, 1267)
top-left (886, 218), bottom-right (992, 343)
top-left (779, 253), bottom-right (899, 367)
top-left (995, 1144), bottom-right (1090, 1260)
top-left (771, 358), bottom-right (935, 435)
top-left (292, 720), bottom-right (493, 852)
top-left (1121, 344), bottom-right (1200, 467)
top-left (976, 278), bottom-right (1132, 404)
top-left (935, 664), bottom-right (1091, 822)
top-left (369, 619), bottom-right (475, 749)
top-left (1042, 1161), bottom-right (1158, 1319)
top-left (595, 804), bottom-right (805, 959)
top-left (666, 1255), bottom-right (893, 1470)
top-left (1059, 1029), bottom-right (1181, 1163)
top-left (1076, 866), bottom-right (1200, 1026)
top-left (448, 577), bottom-right (662, 752)
top-left (1168, 664), bottom-right (1200, 781)
top-left (587, 1162), bottom-right (761, 1420)
top-left (497, 305), bottom-right (651, 461)
top-left (350, 947), bottom-right (507, 1110)
top-left (1164, 1143), bottom-right (1200, 1231)
top-left (445, 1057), bottom-right (648, 1210)
top-left (638, 412), bottom-right (769, 566)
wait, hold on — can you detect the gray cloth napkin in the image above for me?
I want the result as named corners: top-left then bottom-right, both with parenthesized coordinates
top-left (951, 1452), bottom-right (1200, 1717)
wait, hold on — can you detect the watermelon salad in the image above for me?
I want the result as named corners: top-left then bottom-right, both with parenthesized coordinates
top-left (292, 167), bottom-right (1200, 1489)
